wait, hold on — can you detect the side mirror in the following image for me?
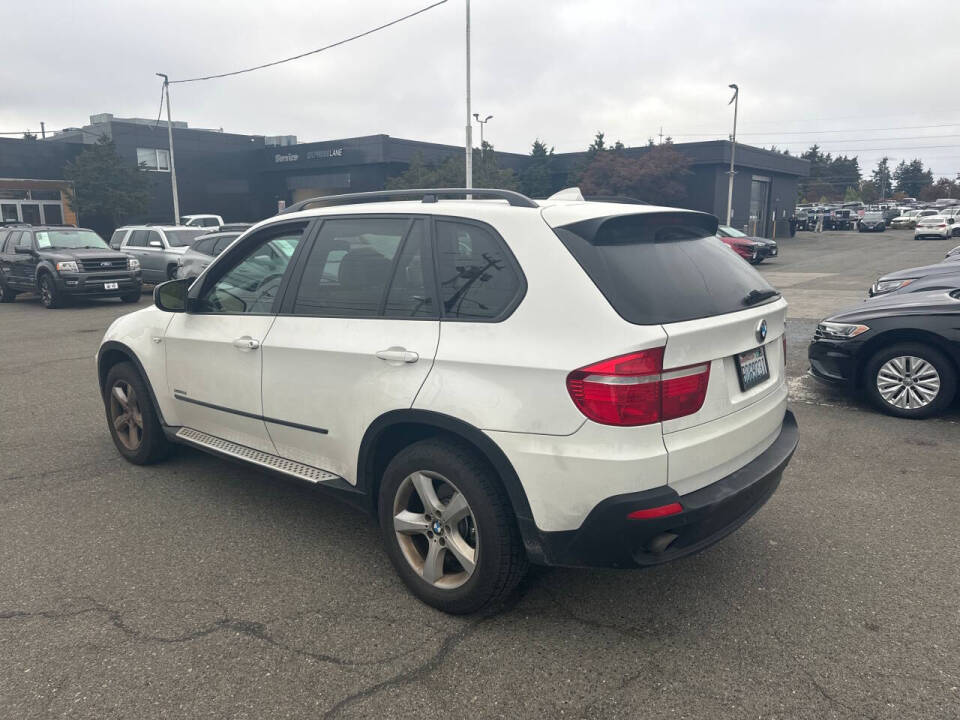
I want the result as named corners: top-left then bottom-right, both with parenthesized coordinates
top-left (154, 278), bottom-right (190, 313)
top-left (149, 240), bottom-right (163, 248)
top-left (14, 246), bottom-right (33, 254)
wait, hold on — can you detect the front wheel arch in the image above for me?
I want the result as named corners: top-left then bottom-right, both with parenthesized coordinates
top-left (97, 341), bottom-right (168, 427)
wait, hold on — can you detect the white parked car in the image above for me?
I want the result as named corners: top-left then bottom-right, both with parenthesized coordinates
top-left (181, 214), bottom-right (225, 229)
top-left (96, 188), bottom-right (798, 613)
top-left (914, 215), bottom-right (960, 240)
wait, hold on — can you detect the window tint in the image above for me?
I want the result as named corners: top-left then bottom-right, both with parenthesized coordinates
top-left (126, 230), bottom-right (149, 248)
top-left (196, 224), bottom-right (305, 314)
top-left (554, 212), bottom-right (778, 325)
top-left (146, 230), bottom-right (163, 247)
top-left (164, 229), bottom-right (205, 247)
top-left (293, 218), bottom-right (428, 317)
top-left (18, 232), bottom-right (32, 249)
top-left (434, 220), bottom-right (521, 320)
top-left (5, 232), bottom-right (21, 252)
top-left (192, 237), bottom-right (215, 255)
top-left (202, 217), bottom-right (219, 227)
top-left (213, 235), bottom-right (238, 255)
top-left (109, 229), bottom-right (126, 249)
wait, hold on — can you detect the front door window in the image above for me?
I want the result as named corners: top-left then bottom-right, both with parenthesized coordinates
top-left (196, 225), bottom-right (306, 314)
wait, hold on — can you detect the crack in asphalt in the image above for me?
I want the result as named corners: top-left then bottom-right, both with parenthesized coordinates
top-left (0, 597), bottom-right (421, 669)
top-left (770, 631), bottom-right (879, 720)
top-left (320, 587), bottom-right (532, 720)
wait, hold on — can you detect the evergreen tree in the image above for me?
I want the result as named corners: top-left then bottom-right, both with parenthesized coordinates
top-left (63, 135), bottom-right (151, 235)
top-left (893, 159), bottom-right (934, 197)
top-left (518, 139), bottom-right (556, 198)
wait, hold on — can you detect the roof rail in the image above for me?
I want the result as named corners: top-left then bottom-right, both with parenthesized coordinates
top-left (280, 188), bottom-right (539, 214)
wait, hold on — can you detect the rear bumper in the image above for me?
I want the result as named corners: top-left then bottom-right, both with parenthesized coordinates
top-left (55, 272), bottom-right (142, 297)
top-left (530, 410), bottom-right (798, 568)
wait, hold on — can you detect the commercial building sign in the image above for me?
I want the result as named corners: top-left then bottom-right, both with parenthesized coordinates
top-left (274, 147), bottom-right (344, 164)
top-left (306, 147), bottom-right (343, 160)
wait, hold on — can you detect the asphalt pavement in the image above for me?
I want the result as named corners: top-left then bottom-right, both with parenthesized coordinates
top-left (1, 228), bottom-right (958, 719)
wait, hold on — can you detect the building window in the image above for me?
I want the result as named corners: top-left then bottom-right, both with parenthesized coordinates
top-left (137, 148), bottom-right (171, 172)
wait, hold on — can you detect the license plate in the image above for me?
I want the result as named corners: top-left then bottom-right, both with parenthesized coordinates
top-left (735, 346), bottom-right (770, 391)
top-left (104, 282), bottom-right (119, 290)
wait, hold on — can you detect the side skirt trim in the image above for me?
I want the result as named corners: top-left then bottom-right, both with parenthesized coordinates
top-left (176, 427), bottom-right (342, 485)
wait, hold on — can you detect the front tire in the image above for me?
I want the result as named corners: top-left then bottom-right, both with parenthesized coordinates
top-left (37, 272), bottom-right (63, 308)
top-left (0, 279), bottom-right (16, 303)
top-left (103, 361), bottom-right (171, 464)
top-left (120, 290), bottom-right (141, 303)
top-left (864, 343), bottom-right (956, 419)
top-left (378, 438), bottom-right (527, 614)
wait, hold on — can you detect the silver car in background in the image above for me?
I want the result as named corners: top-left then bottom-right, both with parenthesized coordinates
top-left (110, 226), bottom-right (208, 283)
top-left (175, 231), bottom-right (243, 280)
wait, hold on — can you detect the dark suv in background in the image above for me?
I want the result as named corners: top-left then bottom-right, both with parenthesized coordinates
top-left (0, 226), bottom-right (142, 308)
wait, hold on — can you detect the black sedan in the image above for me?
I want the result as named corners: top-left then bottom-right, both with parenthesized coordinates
top-left (858, 211), bottom-right (886, 232)
top-left (868, 255), bottom-right (960, 297)
top-left (808, 289), bottom-right (960, 418)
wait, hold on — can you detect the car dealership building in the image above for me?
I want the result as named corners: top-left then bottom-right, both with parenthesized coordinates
top-left (0, 113), bottom-right (808, 237)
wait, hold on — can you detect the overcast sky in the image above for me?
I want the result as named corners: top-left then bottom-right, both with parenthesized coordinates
top-left (2, 0), bottom-right (958, 179)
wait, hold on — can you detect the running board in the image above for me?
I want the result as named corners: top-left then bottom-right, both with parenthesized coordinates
top-left (176, 427), bottom-right (342, 485)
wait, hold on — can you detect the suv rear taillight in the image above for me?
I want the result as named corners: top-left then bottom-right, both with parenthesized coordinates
top-left (566, 348), bottom-right (710, 426)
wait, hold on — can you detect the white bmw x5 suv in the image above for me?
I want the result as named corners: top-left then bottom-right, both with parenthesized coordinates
top-left (97, 188), bottom-right (798, 614)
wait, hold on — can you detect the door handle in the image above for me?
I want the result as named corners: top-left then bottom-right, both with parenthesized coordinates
top-left (376, 347), bottom-right (419, 364)
top-left (232, 336), bottom-right (261, 351)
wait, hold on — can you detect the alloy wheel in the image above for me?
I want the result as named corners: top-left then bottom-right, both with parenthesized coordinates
top-left (876, 356), bottom-right (941, 410)
top-left (109, 380), bottom-right (144, 450)
top-left (39, 276), bottom-right (53, 306)
top-left (392, 470), bottom-right (478, 589)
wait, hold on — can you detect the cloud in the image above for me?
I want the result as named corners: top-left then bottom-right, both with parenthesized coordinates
top-left (2, 0), bottom-right (958, 177)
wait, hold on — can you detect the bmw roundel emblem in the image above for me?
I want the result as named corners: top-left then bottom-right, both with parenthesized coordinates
top-left (756, 319), bottom-right (768, 343)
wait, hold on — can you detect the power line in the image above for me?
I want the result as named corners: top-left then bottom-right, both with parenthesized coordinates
top-left (169, 0), bottom-right (448, 84)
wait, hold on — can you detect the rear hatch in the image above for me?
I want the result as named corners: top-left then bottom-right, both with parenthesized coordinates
top-left (551, 209), bottom-right (788, 495)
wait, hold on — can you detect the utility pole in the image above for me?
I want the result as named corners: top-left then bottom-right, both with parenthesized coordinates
top-left (40, 122), bottom-right (45, 139)
top-left (658, 126), bottom-right (663, 145)
top-left (725, 83), bottom-right (739, 226)
top-left (156, 73), bottom-right (181, 225)
top-left (473, 113), bottom-right (492, 158)
top-left (464, 0), bottom-right (473, 189)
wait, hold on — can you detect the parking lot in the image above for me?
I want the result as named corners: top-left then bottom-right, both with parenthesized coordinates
top-left (1, 228), bottom-right (958, 719)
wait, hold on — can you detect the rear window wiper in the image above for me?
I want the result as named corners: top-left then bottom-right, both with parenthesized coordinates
top-left (743, 288), bottom-right (780, 306)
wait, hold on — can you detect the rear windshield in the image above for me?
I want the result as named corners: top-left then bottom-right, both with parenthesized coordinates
top-left (554, 212), bottom-right (778, 325)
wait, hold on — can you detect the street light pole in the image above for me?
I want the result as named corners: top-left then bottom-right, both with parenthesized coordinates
top-left (156, 73), bottom-right (181, 225)
top-left (464, 0), bottom-right (473, 189)
top-left (473, 113), bottom-right (492, 157)
top-left (725, 83), bottom-right (739, 226)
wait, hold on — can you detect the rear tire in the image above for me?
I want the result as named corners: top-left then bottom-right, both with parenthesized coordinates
top-left (864, 342), bottom-right (956, 419)
top-left (378, 438), bottom-right (527, 614)
top-left (103, 361), bottom-right (171, 464)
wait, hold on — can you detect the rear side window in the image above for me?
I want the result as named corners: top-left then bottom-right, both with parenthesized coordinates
top-left (554, 212), bottom-right (778, 326)
top-left (434, 220), bottom-right (522, 321)
top-left (126, 230), bottom-right (148, 248)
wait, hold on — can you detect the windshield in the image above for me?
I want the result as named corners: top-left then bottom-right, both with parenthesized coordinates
top-left (863, 212), bottom-right (883, 220)
top-left (717, 225), bottom-right (748, 238)
top-left (164, 229), bottom-right (206, 247)
top-left (37, 229), bottom-right (109, 250)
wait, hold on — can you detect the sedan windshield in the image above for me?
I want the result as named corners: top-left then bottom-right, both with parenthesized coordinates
top-left (39, 229), bottom-right (109, 250)
top-left (717, 225), bottom-right (748, 238)
top-left (863, 213), bottom-right (883, 220)
top-left (164, 229), bottom-right (206, 247)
